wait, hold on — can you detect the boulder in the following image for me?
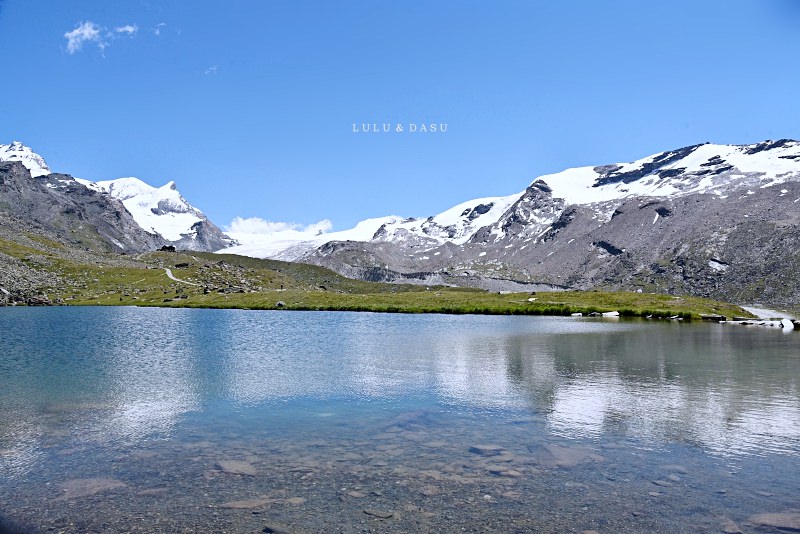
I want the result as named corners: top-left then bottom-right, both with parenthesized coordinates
top-left (26, 295), bottom-right (52, 306)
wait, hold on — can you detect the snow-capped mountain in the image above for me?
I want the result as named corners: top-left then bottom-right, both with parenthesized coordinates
top-left (0, 142), bottom-right (233, 252)
top-left (78, 177), bottom-right (235, 250)
top-left (234, 139), bottom-right (800, 306)
top-left (228, 139), bottom-right (800, 258)
top-left (224, 215), bottom-right (405, 261)
top-left (4, 138), bottom-right (800, 305)
top-left (0, 141), bottom-right (51, 177)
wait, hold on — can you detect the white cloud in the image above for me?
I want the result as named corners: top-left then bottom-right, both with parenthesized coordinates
top-left (64, 21), bottom-right (102, 54)
top-left (153, 22), bottom-right (167, 36)
top-left (226, 217), bottom-right (333, 236)
top-left (115, 24), bottom-right (138, 35)
top-left (64, 20), bottom-right (138, 55)
top-left (204, 64), bottom-right (219, 76)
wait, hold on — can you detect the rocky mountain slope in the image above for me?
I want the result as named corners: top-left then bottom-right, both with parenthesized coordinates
top-left (0, 142), bottom-right (233, 252)
top-left (235, 140), bottom-right (800, 307)
top-left (0, 161), bottom-right (165, 252)
top-left (2, 139), bottom-right (798, 308)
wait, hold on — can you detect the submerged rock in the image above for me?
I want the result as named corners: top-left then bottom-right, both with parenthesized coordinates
top-left (221, 496), bottom-right (305, 509)
top-left (217, 459), bottom-right (258, 476)
top-left (468, 444), bottom-right (506, 456)
top-left (363, 509), bottom-right (394, 519)
top-left (720, 518), bottom-right (743, 534)
top-left (222, 497), bottom-right (272, 509)
top-left (59, 477), bottom-right (126, 499)
top-left (263, 524), bottom-right (294, 534)
top-left (530, 444), bottom-right (604, 468)
top-left (748, 511), bottom-right (800, 531)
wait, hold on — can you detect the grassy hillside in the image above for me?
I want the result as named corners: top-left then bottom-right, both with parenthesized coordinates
top-left (0, 225), bottom-right (756, 319)
top-left (0, 228), bottom-right (747, 318)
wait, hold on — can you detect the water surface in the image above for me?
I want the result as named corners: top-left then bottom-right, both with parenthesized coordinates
top-left (1, 307), bottom-right (798, 532)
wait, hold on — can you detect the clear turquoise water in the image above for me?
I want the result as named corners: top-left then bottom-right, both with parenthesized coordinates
top-left (0, 307), bottom-right (798, 533)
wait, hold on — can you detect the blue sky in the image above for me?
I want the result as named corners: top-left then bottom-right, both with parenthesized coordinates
top-left (1, 1), bottom-right (799, 231)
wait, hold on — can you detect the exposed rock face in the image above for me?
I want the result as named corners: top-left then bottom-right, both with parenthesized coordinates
top-left (0, 162), bottom-right (165, 253)
top-left (173, 219), bottom-right (233, 252)
top-left (0, 143), bottom-right (234, 253)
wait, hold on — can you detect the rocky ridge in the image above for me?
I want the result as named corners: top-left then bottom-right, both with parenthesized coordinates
top-left (290, 140), bottom-right (800, 307)
top-left (0, 142), bottom-right (233, 252)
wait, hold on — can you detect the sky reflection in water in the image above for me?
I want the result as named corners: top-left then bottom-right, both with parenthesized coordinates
top-left (1, 307), bottom-right (798, 477)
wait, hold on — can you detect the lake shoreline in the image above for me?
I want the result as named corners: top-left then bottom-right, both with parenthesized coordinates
top-left (31, 289), bottom-right (755, 322)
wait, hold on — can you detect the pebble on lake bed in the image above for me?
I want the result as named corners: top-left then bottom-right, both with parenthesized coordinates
top-left (720, 518), bottom-right (744, 534)
top-left (468, 444), bottom-right (506, 456)
top-left (221, 496), bottom-right (306, 509)
top-left (363, 509), bottom-right (394, 519)
top-left (531, 444), bottom-right (604, 468)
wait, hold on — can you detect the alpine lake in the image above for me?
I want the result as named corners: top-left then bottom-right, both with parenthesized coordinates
top-left (1, 306), bottom-right (798, 533)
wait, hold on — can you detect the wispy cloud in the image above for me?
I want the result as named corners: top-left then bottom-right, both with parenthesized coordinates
top-left (153, 22), bottom-right (167, 36)
top-left (64, 21), bottom-right (102, 54)
top-left (226, 217), bottom-right (333, 236)
top-left (204, 64), bottom-right (219, 76)
top-left (114, 24), bottom-right (138, 35)
top-left (64, 20), bottom-right (138, 55)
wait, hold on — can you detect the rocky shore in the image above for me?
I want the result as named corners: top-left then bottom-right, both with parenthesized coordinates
top-left (721, 306), bottom-right (799, 332)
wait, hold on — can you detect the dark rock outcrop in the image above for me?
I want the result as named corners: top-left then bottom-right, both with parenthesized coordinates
top-left (0, 162), bottom-right (165, 253)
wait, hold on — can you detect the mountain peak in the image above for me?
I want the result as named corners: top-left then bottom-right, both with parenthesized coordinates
top-left (0, 141), bottom-right (51, 177)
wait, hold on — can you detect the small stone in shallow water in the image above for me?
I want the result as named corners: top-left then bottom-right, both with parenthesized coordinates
top-left (720, 518), bottom-right (743, 534)
top-left (469, 444), bottom-right (506, 456)
top-left (222, 496), bottom-right (305, 509)
top-left (419, 486), bottom-right (439, 496)
top-left (263, 524), bottom-right (293, 534)
top-left (659, 464), bottom-right (688, 474)
top-left (532, 444), bottom-right (604, 468)
top-left (363, 509), bottom-right (394, 519)
top-left (221, 497), bottom-right (272, 509)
